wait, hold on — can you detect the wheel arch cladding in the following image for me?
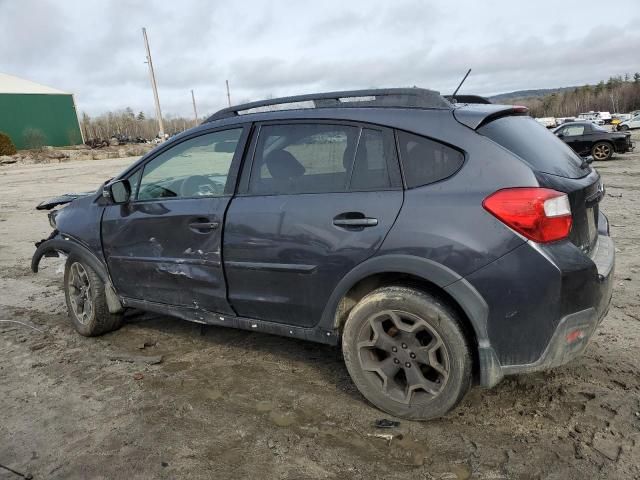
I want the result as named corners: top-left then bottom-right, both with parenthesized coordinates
top-left (32, 232), bottom-right (123, 314)
top-left (320, 254), bottom-right (500, 385)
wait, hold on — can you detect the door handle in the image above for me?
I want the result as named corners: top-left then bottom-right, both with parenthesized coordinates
top-left (333, 212), bottom-right (378, 228)
top-left (189, 221), bottom-right (220, 232)
top-left (333, 218), bottom-right (378, 227)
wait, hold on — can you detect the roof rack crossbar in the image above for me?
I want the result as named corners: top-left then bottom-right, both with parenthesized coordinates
top-left (204, 88), bottom-right (450, 122)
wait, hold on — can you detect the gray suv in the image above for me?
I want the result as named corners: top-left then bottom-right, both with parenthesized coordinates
top-left (32, 89), bottom-right (614, 420)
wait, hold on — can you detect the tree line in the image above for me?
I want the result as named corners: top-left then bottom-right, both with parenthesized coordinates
top-left (511, 74), bottom-right (640, 118)
top-left (80, 107), bottom-right (200, 142)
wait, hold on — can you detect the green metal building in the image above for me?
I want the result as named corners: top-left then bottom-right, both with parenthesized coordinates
top-left (0, 73), bottom-right (83, 150)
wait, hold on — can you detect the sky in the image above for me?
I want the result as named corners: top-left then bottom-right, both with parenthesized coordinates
top-left (1, 0), bottom-right (639, 119)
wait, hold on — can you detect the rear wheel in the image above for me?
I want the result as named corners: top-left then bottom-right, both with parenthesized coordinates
top-left (618, 125), bottom-right (629, 131)
top-left (64, 257), bottom-right (123, 336)
top-left (341, 286), bottom-right (472, 420)
top-left (592, 142), bottom-right (613, 160)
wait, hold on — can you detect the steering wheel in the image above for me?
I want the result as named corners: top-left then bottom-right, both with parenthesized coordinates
top-left (180, 175), bottom-right (223, 197)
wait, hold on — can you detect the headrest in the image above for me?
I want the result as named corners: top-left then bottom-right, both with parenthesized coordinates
top-left (343, 142), bottom-right (367, 170)
top-left (265, 149), bottom-right (305, 179)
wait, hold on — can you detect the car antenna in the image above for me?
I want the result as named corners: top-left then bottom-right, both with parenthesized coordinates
top-left (451, 68), bottom-right (472, 100)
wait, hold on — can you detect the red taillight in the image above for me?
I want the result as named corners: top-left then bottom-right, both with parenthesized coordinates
top-left (483, 188), bottom-right (572, 243)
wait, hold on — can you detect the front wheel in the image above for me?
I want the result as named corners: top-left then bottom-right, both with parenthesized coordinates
top-left (618, 125), bottom-right (629, 131)
top-left (591, 142), bottom-right (613, 161)
top-left (64, 257), bottom-right (123, 336)
top-left (341, 286), bottom-right (472, 420)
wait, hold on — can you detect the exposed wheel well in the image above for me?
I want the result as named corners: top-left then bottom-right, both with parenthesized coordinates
top-left (334, 272), bottom-right (480, 378)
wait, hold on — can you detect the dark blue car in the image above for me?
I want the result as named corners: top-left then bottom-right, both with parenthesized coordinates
top-left (32, 89), bottom-right (614, 420)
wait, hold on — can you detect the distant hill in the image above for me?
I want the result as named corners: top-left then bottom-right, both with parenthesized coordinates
top-left (489, 87), bottom-right (577, 103)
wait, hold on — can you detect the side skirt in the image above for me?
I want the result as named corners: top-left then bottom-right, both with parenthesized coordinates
top-left (121, 297), bottom-right (339, 346)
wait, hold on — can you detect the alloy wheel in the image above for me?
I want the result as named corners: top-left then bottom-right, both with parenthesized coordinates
top-left (593, 144), bottom-right (611, 160)
top-left (357, 310), bottom-right (450, 404)
top-left (67, 262), bottom-right (93, 325)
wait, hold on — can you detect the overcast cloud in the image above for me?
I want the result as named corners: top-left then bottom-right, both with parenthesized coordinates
top-left (1, 0), bottom-right (639, 118)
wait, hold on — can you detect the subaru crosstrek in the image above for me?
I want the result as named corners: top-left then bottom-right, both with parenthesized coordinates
top-left (32, 89), bottom-right (614, 420)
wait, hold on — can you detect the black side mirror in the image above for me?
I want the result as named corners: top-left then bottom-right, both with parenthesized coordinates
top-left (103, 179), bottom-right (131, 204)
top-left (556, 132), bottom-right (564, 138)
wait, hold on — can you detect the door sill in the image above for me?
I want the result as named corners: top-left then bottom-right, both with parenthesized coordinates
top-left (121, 296), bottom-right (337, 345)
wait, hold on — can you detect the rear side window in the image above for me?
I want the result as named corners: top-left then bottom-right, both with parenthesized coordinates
top-left (479, 116), bottom-right (586, 179)
top-left (396, 131), bottom-right (464, 188)
top-left (350, 129), bottom-right (393, 190)
top-left (249, 124), bottom-right (358, 195)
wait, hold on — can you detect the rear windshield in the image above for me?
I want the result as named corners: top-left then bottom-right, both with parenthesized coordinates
top-left (479, 116), bottom-right (587, 179)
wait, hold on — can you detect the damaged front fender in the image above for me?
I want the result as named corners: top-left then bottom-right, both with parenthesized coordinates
top-left (32, 232), bottom-right (124, 314)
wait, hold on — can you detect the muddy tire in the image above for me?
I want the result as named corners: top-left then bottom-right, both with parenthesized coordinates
top-left (342, 286), bottom-right (472, 420)
top-left (591, 142), bottom-right (613, 161)
top-left (64, 257), bottom-right (123, 336)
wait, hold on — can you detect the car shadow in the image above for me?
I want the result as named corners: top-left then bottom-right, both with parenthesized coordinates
top-left (121, 311), bottom-right (365, 402)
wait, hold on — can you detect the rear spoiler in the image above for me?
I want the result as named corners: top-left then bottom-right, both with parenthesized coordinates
top-left (444, 94), bottom-right (492, 105)
top-left (453, 104), bottom-right (529, 130)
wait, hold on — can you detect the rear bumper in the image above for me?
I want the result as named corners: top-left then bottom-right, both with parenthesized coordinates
top-left (470, 234), bottom-right (614, 387)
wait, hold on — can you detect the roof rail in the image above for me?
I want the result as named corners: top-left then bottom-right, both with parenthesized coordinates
top-left (204, 88), bottom-right (451, 122)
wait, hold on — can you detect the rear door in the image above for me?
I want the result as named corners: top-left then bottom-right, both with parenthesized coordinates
top-left (223, 121), bottom-right (403, 327)
top-left (102, 126), bottom-right (248, 313)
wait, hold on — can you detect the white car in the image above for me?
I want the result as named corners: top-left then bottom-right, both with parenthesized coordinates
top-left (535, 117), bottom-right (557, 128)
top-left (617, 114), bottom-right (640, 131)
top-left (578, 112), bottom-right (606, 125)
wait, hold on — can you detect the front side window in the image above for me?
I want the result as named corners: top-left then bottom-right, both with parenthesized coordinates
top-left (249, 124), bottom-right (358, 195)
top-left (564, 125), bottom-right (585, 136)
top-left (137, 129), bottom-right (242, 200)
top-left (396, 131), bottom-right (464, 188)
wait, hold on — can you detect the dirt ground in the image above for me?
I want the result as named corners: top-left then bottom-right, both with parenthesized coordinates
top-left (1, 135), bottom-right (639, 480)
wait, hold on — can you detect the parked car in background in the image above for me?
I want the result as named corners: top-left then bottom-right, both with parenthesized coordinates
top-left (611, 113), bottom-right (632, 126)
top-left (31, 88), bottom-right (615, 420)
top-left (553, 121), bottom-right (634, 160)
top-left (556, 117), bottom-right (576, 125)
top-left (535, 117), bottom-right (557, 128)
top-left (617, 114), bottom-right (640, 131)
top-left (578, 112), bottom-right (606, 125)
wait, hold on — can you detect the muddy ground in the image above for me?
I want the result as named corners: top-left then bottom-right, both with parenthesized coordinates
top-left (1, 136), bottom-right (639, 480)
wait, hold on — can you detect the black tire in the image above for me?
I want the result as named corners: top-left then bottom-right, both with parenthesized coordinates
top-left (342, 286), bottom-right (472, 420)
top-left (64, 256), bottom-right (123, 336)
top-left (618, 125), bottom-right (629, 131)
top-left (591, 141), bottom-right (613, 161)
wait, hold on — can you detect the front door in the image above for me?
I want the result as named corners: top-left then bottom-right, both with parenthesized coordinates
top-left (102, 127), bottom-right (248, 314)
top-left (561, 124), bottom-right (588, 155)
top-left (224, 122), bottom-right (403, 327)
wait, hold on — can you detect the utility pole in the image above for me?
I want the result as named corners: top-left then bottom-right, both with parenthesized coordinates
top-left (226, 79), bottom-right (232, 107)
top-left (191, 89), bottom-right (198, 126)
top-left (142, 27), bottom-right (164, 139)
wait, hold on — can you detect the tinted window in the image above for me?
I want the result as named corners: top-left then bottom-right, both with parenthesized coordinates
top-left (249, 124), bottom-right (358, 195)
top-left (137, 129), bottom-right (242, 200)
top-left (479, 116), bottom-right (586, 179)
top-left (350, 129), bottom-right (393, 190)
top-left (396, 131), bottom-right (464, 188)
